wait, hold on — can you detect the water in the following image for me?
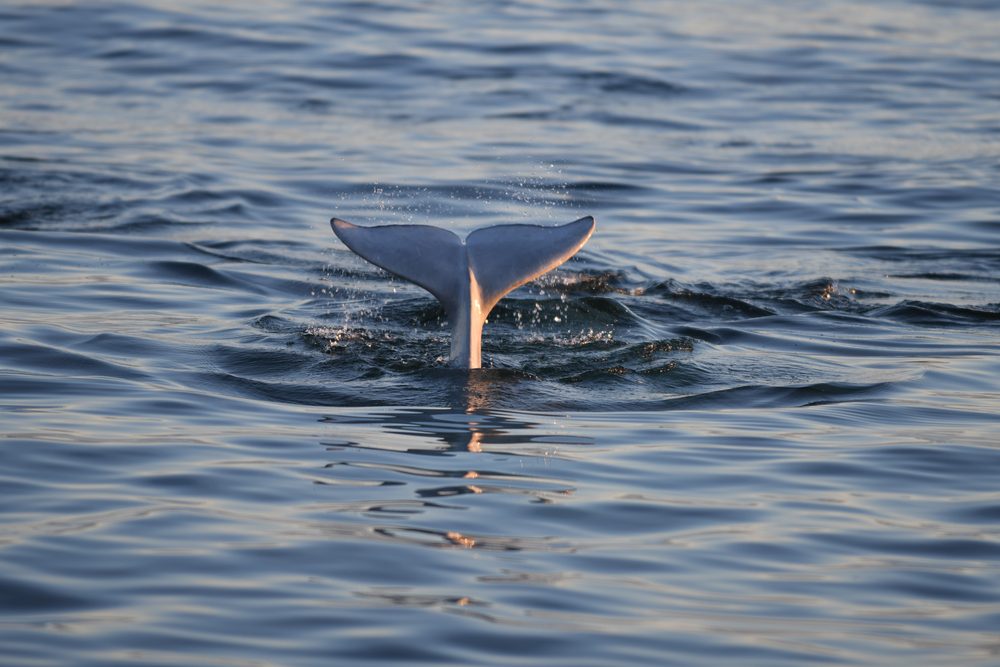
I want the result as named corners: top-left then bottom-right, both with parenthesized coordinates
top-left (2, 0), bottom-right (999, 664)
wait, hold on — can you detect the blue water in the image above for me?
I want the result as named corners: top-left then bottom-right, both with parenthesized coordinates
top-left (2, 1), bottom-right (999, 665)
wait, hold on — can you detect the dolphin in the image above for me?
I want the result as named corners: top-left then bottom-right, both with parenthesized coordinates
top-left (330, 215), bottom-right (595, 369)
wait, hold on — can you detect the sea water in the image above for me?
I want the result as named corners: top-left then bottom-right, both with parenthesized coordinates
top-left (1, 1), bottom-right (998, 665)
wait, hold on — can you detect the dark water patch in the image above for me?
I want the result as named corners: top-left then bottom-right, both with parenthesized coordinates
top-left (137, 261), bottom-right (265, 294)
top-left (945, 503), bottom-right (1000, 523)
top-left (295, 98), bottom-right (334, 114)
top-left (746, 167), bottom-right (839, 185)
top-left (97, 46), bottom-right (162, 61)
top-left (419, 62), bottom-right (521, 83)
top-left (843, 245), bottom-right (1000, 267)
top-left (189, 371), bottom-right (373, 408)
top-left (0, 373), bottom-right (143, 400)
top-left (776, 459), bottom-right (941, 486)
top-left (0, 576), bottom-right (94, 614)
top-left (160, 187), bottom-right (285, 209)
top-left (192, 238), bottom-right (321, 266)
top-left (0, 230), bottom-right (199, 258)
top-left (120, 26), bottom-right (308, 53)
top-left (72, 332), bottom-right (172, 359)
top-left (332, 52), bottom-right (423, 71)
top-left (807, 532), bottom-right (1000, 561)
top-left (858, 445), bottom-right (1000, 482)
top-left (337, 12), bottom-right (426, 36)
top-left (0, 167), bottom-right (184, 232)
top-left (272, 73), bottom-right (379, 92)
top-left (550, 500), bottom-right (762, 536)
top-left (0, 340), bottom-right (150, 382)
top-left (484, 42), bottom-right (590, 57)
top-left (889, 271), bottom-right (1000, 282)
top-left (564, 180), bottom-right (652, 194)
top-left (579, 71), bottom-right (688, 96)
top-left (210, 345), bottom-right (317, 379)
top-left (883, 570), bottom-right (1000, 603)
top-left (138, 466), bottom-right (294, 504)
top-left (887, 185), bottom-right (1000, 209)
top-left (490, 108), bottom-right (560, 121)
top-left (525, 338), bottom-right (693, 384)
top-left (0, 35), bottom-right (43, 49)
top-left (647, 280), bottom-right (775, 318)
top-left (659, 381), bottom-right (898, 411)
top-left (820, 211), bottom-right (919, 226)
top-left (612, 160), bottom-right (724, 176)
top-left (869, 301), bottom-right (1000, 327)
top-left (590, 111), bottom-right (708, 132)
top-left (0, 198), bottom-right (115, 231)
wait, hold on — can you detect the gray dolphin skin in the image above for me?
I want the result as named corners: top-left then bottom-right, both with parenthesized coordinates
top-left (330, 216), bottom-right (595, 369)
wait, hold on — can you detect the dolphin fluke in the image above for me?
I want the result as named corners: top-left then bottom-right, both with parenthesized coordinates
top-left (330, 216), bottom-right (595, 369)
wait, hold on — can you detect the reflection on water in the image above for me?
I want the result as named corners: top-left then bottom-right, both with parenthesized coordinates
top-left (456, 369), bottom-right (511, 416)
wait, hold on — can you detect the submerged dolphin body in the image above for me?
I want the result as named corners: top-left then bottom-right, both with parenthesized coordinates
top-left (330, 216), bottom-right (595, 369)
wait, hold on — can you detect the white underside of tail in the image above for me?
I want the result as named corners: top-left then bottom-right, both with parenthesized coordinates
top-left (331, 216), bottom-right (595, 369)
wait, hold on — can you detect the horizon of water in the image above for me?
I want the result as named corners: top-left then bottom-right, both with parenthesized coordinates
top-left (2, 1), bottom-right (999, 665)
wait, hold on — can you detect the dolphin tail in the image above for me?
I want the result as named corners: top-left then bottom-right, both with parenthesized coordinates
top-left (330, 216), bottom-right (595, 369)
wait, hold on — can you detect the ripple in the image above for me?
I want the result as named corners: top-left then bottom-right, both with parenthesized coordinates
top-left (870, 300), bottom-right (1000, 326)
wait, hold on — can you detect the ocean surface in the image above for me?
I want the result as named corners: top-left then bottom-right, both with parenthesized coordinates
top-left (2, 1), bottom-right (999, 665)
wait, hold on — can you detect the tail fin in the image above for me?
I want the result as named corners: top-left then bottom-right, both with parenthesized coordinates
top-left (466, 216), bottom-right (595, 314)
top-left (330, 218), bottom-right (465, 314)
top-left (330, 216), bottom-right (595, 369)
